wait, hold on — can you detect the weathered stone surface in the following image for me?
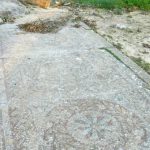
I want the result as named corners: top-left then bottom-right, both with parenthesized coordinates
top-left (0, 8), bottom-right (150, 150)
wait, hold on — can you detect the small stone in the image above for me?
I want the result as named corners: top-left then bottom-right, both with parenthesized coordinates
top-left (113, 8), bottom-right (123, 15)
top-left (142, 37), bottom-right (150, 49)
top-left (112, 24), bottom-right (128, 30)
top-left (0, 18), bottom-right (3, 24)
top-left (143, 37), bottom-right (150, 48)
top-left (143, 43), bottom-right (150, 49)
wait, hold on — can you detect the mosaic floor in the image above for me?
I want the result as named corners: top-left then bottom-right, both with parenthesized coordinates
top-left (0, 8), bottom-right (150, 150)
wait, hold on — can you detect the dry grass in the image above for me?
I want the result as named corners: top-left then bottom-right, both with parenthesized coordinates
top-left (19, 16), bottom-right (69, 33)
top-left (131, 57), bottom-right (150, 74)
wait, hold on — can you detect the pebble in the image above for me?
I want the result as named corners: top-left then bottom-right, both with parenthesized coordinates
top-left (112, 24), bottom-right (128, 30)
top-left (0, 18), bottom-right (3, 24)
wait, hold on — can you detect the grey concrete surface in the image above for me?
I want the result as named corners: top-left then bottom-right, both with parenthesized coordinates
top-left (0, 8), bottom-right (150, 150)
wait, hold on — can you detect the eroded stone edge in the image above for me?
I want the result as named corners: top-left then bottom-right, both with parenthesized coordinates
top-left (0, 59), bottom-right (14, 150)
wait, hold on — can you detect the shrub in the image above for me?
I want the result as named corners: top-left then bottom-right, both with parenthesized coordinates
top-left (76, 0), bottom-right (150, 10)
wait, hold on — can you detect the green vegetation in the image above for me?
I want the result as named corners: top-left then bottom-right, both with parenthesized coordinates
top-left (102, 48), bottom-right (122, 62)
top-left (101, 48), bottom-right (150, 75)
top-left (76, 0), bottom-right (150, 10)
top-left (131, 57), bottom-right (150, 74)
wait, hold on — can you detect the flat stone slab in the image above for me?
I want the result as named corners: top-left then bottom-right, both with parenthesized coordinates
top-left (0, 0), bottom-right (27, 16)
top-left (0, 8), bottom-right (150, 150)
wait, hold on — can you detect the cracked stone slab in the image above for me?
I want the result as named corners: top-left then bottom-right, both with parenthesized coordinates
top-left (0, 9), bottom-right (150, 150)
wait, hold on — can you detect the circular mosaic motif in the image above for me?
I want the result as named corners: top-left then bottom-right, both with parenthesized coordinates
top-left (47, 100), bottom-right (146, 149)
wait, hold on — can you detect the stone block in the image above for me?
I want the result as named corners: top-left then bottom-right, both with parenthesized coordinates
top-left (20, 0), bottom-right (51, 8)
top-left (0, 18), bottom-right (3, 24)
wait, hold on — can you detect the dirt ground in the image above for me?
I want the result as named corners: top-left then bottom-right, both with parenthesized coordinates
top-left (75, 8), bottom-right (150, 73)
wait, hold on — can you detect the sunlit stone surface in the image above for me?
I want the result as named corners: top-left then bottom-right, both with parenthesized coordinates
top-left (0, 8), bottom-right (150, 150)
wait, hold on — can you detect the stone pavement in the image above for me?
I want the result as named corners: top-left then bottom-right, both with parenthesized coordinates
top-left (0, 7), bottom-right (150, 150)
